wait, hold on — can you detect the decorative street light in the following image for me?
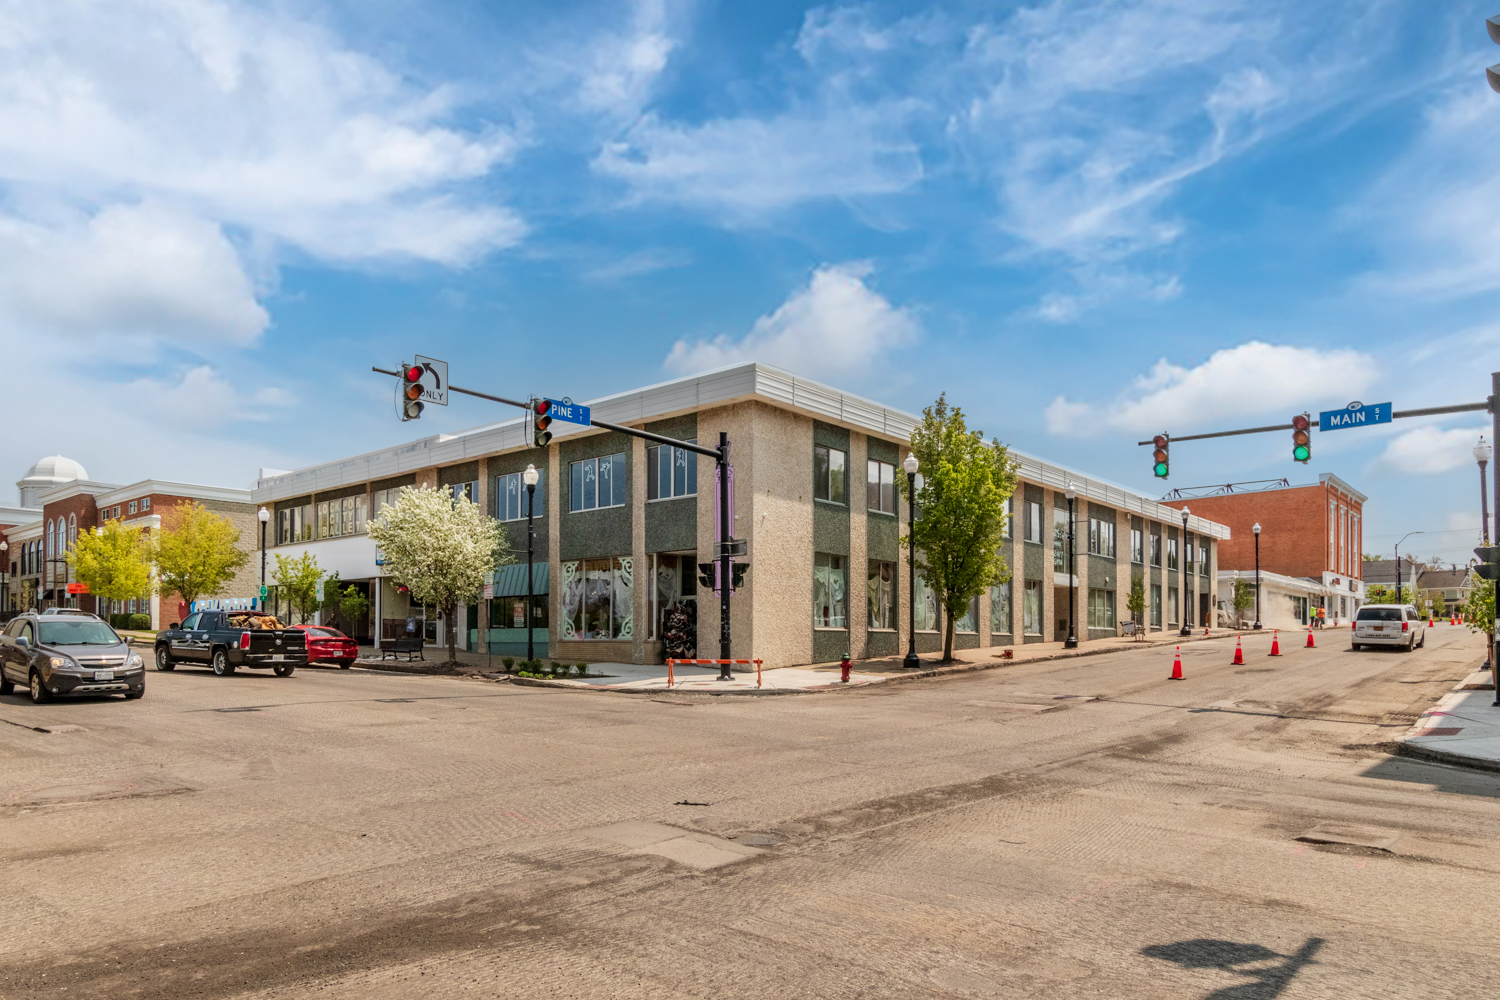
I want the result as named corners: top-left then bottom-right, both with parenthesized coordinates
top-left (0, 539), bottom-right (7, 613)
top-left (1394, 530), bottom-right (1425, 611)
top-left (523, 463), bottom-right (540, 664)
top-left (1252, 522), bottom-right (1263, 630)
top-left (1476, 437), bottom-right (1492, 545)
top-left (903, 452), bottom-right (921, 669)
top-left (1180, 507), bottom-right (1193, 636)
top-left (1063, 485), bottom-right (1078, 649)
top-left (257, 506), bottom-right (270, 614)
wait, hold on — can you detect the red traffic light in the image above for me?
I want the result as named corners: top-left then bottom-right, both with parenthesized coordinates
top-left (533, 399), bottom-right (550, 416)
top-left (405, 365), bottom-right (423, 382)
top-left (1152, 434), bottom-right (1168, 448)
top-left (1291, 414), bottom-right (1309, 431)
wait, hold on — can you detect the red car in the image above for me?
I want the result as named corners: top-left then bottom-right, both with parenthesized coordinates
top-left (290, 625), bottom-right (360, 668)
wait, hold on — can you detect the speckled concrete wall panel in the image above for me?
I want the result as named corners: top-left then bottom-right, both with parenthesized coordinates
top-left (812, 502), bottom-right (849, 555)
top-left (867, 510), bottom-right (899, 562)
top-left (695, 404), bottom-right (767, 663)
top-left (867, 437), bottom-right (899, 464)
top-left (740, 402), bottom-right (814, 668)
top-left (848, 432), bottom-right (868, 658)
top-left (867, 630), bottom-right (898, 658)
top-left (1041, 489), bottom-right (1056, 641)
top-left (438, 461), bottom-right (479, 487)
top-left (631, 435), bottom-right (647, 664)
top-left (812, 629), bottom-right (849, 664)
top-left (645, 498), bottom-right (696, 554)
top-left (645, 414), bottom-right (697, 440)
top-left (813, 420), bottom-right (850, 450)
top-left (953, 632), bottom-right (980, 650)
top-left (559, 429), bottom-right (632, 561)
top-left (486, 453), bottom-right (551, 563)
top-left (415, 468), bottom-right (438, 491)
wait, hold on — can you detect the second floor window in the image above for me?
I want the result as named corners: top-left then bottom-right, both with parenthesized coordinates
top-left (140, 497), bottom-right (151, 511)
top-left (127, 501), bottom-right (138, 514)
top-left (867, 459), bottom-right (896, 514)
top-left (496, 471), bottom-right (545, 522)
top-left (814, 445), bottom-right (847, 504)
top-left (277, 505), bottom-right (312, 544)
top-left (1151, 530), bottom-right (1162, 567)
top-left (1131, 528), bottom-right (1144, 564)
top-left (571, 453), bottom-right (627, 512)
top-left (1026, 501), bottom-right (1042, 543)
top-left (647, 441), bottom-right (697, 500)
top-left (1167, 537), bottom-right (1178, 570)
top-left (447, 481), bottom-right (479, 505)
top-left (1088, 518), bottom-right (1115, 557)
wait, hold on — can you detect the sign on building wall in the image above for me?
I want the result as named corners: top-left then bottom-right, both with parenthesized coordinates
top-left (190, 597), bottom-right (261, 612)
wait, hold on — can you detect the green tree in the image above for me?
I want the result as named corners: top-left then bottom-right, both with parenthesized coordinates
top-left (1231, 577), bottom-right (1255, 625)
top-left (273, 552), bottom-right (324, 624)
top-left (152, 501), bottom-right (248, 610)
top-left (367, 486), bottom-right (511, 665)
top-left (318, 572), bottom-right (370, 633)
top-left (66, 520), bottom-right (152, 614)
top-left (1126, 572), bottom-right (1146, 639)
top-left (901, 394), bottom-right (1019, 662)
top-left (1463, 577), bottom-right (1494, 642)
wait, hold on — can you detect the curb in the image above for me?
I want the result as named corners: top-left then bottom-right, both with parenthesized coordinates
top-left (1391, 657), bottom-right (1500, 774)
top-left (498, 629), bottom-right (1249, 697)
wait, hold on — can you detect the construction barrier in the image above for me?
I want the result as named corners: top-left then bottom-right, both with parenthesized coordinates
top-left (666, 658), bottom-right (765, 689)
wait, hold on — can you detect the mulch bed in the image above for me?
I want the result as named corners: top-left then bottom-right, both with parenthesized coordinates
top-left (355, 659), bottom-right (508, 680)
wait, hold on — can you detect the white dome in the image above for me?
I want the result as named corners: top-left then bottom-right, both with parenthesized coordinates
top-left (23, 455), bottom-right (88, 483)
top-left (17, 454), bottom-right (88, 507)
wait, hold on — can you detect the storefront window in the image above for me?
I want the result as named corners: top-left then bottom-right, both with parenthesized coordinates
top-left (954, 595), bottom-right (978, 633)
top-left (915, 573), bottom-right (939, 631)
top-left (991, 582), bottom-right (1012, 634)
top-left (1023, 580), bottom-right (1041, 635)
top-left (814, 553), bottom-right (847, 628)
top-left (1151, 584), bottom-right (1162, 626)
top-left (1088, 589), bottom-right (1115, 629)
top-left (561, 557), bottom-right (633, 640)
top-left (867, 560), bottom-right (896, 629)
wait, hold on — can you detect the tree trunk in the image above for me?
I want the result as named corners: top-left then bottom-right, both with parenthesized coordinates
top-left (444, 600), bottom-right (458, 665)
top-left (943, 608), bottom-right (955, 663)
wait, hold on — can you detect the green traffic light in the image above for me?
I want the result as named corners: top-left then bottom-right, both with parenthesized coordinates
top-left (1153, 462), bottom-right (1168, 478)
top-left (1293, 446), bottom-right (1310, 462)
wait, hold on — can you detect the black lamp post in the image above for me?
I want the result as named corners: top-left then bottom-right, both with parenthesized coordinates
top-left (0, 540), bottom-right (7, 613)
top-left (1252, 522), bottom-right (1262, 630)
top-left (903, 452), bottom-right (920, 669)
top-left (524, 463), bottom-right (539, 664)
top-left (1064, 485), bottom-right (1078, 649)
top-left (257, 506), bottom-right (269, 612)
top-left (1180, 507), bottom-right (1193, 636)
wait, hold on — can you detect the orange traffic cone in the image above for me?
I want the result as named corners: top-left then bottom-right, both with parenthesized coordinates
top-left (1270, 630), bottom-right (1281, 656)
top-left (1170, 646), bottom-right (1183, 680)
top-left (1203, 626), bottom-right (1210, 636)
top-left (1428, 616), bottom-right (1435, 628)
top-left (1305, 628), bottom-right (1316, 648)
top-left (1451, 613), bottom-right (1457, 626)
top-left (1232, 635), bottom-right (1244, 665)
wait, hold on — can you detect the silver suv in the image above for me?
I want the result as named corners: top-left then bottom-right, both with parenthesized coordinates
top-left (1351, 604), bottom-right (1425, 652)
top-left (0, 611), bottom-right (145, 702)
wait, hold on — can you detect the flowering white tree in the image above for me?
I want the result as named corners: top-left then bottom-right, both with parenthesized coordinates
top-left (367, 486), bottom-right (512, 665)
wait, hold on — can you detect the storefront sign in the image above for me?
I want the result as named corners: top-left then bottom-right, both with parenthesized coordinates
top-left (66, 582), bottom-right (90, 594)
top-left (513, 602), bottom-right (525, 628)
top-left (190, 597), bottom-right (260, 612)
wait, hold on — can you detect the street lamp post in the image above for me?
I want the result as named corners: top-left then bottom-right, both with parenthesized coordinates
top-left (257, 507), bottom-right (270, 613)
top-left (523, 464), bottom-right (539, 665)
top-left (0, 540), bottom-right (7, 613)
top-left (1180, 507), bottom-right (1193, 636)
top-left (1064, 486), bottom-right (1078, 649)
top-left (1393, 531), bottom-right (1424, 611)
top-left (1476, 437), bottom-right (1492, 545)
top-left (1252, 522), bottom-right (1262, 630)
top-left (903, 453), bottom-right (920, 669)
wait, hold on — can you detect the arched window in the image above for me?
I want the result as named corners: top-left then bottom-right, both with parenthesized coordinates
top-left (69, 513), bottom-right (77, 548)
top-left (46, 520), bottom-right (54, 560)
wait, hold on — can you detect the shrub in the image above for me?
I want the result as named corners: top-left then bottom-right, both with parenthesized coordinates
top-left (502, 657), bottom-right (515, 670)
top-left (128, 613), bottom-right (151, 631)
top-left (576, 662), bottom-right (589, 677)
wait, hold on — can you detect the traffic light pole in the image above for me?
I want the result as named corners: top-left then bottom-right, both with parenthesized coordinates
top-left (1492, 373), bottom-right (1499, 705)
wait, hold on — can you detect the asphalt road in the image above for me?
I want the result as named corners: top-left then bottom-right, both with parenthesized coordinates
top-left (0, 626), bottom-right (1494, 999)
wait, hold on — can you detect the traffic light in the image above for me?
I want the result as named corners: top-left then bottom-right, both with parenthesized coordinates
top-left (1475, 546), bottom-right (1500, 581)
top-left (1152, 434), bottom-right (1169, 479)
top-left (1292, 413), bottom-right (1311, 463)
top-left (530, 398), bottom-right (552, 449)
top-left (399, 363), bottom-right (424, 421)
top-left (1489, 15), bottom-right (1500, 93)
top-left (698, 562), bottom-right (715, 588)
top-left (730, 563), bottom-right (748, 589)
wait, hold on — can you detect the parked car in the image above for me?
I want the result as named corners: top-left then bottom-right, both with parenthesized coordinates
top-left (290, 625), bottom-right (360, 668)
top-left (154, 611), bottom-right (308, 677)
top-left (1351, 604), bottom-right (1426, 652)
top-left (0, 610), bottom-right (145, 702)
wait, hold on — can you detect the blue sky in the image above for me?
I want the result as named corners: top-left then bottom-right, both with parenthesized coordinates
top-left (4, 0), bottom-right (1500, 564)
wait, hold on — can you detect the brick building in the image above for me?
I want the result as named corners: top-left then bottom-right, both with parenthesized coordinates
top-left (1161, 474), bottom-right (1367, 623)
top-left (253, 363), bottom-right (1231, 666)
top-left (0, 456), bottom-right (261, 628)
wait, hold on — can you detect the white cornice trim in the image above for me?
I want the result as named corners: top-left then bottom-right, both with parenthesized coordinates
top-left (93, 480), bottom-right (253, 506)
top-left (1318, 473), bottom-right (1368, 504)
top-left (36, 479), bottom-right (120, 503)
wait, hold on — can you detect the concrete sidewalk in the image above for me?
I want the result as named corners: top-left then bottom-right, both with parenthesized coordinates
top-left (1399, 669), bottom-right (1500, 771)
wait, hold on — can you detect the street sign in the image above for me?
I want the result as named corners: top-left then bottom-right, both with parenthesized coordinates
top-left (543, 397), bottom-right (591, 426)
top-left (1318, 401), bottom-right (1391, 432)
top-left (66, 582), bottom-right (89, 595)
top-left (315, 581), bottom-right (325, 602)
top-left (414, 355), bottom-right (448, 406)
top-left (259, 585), bottom-right (268, 598)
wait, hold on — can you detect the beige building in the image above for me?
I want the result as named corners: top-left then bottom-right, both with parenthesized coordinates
top-left (250, 364), bottom-right (1228, 667)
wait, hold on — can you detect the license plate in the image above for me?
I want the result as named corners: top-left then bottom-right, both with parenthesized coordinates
top-left (269, 655), bottom-right (284, 662)
top-left (93, 670), bottom-right (114, 681)
top-left (1371, 626), bottom-right (1384, 632)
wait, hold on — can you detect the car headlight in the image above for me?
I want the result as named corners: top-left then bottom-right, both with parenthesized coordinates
top-left (49, 656), bottom-right (77, 670)
top-left (126, 653), bottom-right (143, 668)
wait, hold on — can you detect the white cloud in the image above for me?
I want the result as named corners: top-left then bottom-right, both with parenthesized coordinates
top-left (1377, 424), bottom-right (1491, 475)
top-left (664, 262), bottom-right (918, 380)
top-left (0, 203), bottom-right (266, 343)
top-left (1046, 341), bottom-right (1378, 436)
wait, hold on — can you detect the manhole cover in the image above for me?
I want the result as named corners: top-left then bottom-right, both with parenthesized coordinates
top-left (1296, 823), bottom-right (1400, 852)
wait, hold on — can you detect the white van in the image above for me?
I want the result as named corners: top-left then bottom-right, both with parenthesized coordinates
top-left (1351, 604), bottom-right (1425, 652)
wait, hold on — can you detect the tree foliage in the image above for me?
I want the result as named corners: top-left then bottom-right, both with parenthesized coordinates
top-left (67, 520), bottom-right (153, 606)
top-left (1126, 573), bottom-right (1146, 638)
top-left (1231, 578), bottom-right (1255, 623)
top-left (273, 552), bottom-right (324, 624)
top-left (152, 501), bottom-right (248, 609)
top-left (1463, 577), bottom-right (1494, 640)
top-left (902, 394), bottom-right (1019, 662)
top-left (367, 486), bottom-right (512, 664)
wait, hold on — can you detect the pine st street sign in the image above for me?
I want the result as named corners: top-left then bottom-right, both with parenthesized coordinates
top-left (1319, 401), bottom-right (1391, 432)
top-left (544, 398), bottom-right (591, 426)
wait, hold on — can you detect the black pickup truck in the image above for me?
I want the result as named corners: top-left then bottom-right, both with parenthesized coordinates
top-left (154, 611), bottom-right (307, 677)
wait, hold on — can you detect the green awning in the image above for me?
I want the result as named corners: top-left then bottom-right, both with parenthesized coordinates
top-left (489, 562), bottom-right (549, 597)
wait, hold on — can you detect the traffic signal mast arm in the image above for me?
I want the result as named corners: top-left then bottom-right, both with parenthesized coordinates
top-left (1135, 400), bottom-right (1490, 447)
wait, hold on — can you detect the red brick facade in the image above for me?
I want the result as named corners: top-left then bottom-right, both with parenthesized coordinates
top-left (1161, 475), bottom-right (1364, 582)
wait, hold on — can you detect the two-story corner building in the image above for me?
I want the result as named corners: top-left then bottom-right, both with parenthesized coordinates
top-left (251, 364), bottom-right (1229, 667)
top-left (0, 455), bottom-right (261, 628)
top-left (1161, 474), bottom-right (1367, 627)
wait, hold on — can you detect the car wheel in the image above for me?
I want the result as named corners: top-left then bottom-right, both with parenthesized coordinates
top-left (273, 664), bottom-right (296, 677)
top-left (29, 670), bottom-right (50, 704)
top-left (0, 675), bottom-right (13, 696)
top-left (212, 650), bottom-right (235, 676)
top-left (155, 646), bottom-right (175, 671)
top-left (1351, 643), bottom-right (1361, 651)
top-left (337, 659), bottom-right (354, 669)
top-left (124, 688), bottom-right (144, 700)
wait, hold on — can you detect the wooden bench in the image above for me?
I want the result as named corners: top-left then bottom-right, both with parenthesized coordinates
top-left (381, 637), bottom-right (424, 661)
